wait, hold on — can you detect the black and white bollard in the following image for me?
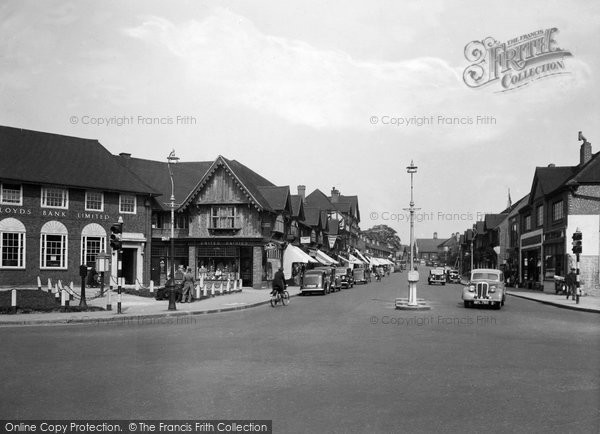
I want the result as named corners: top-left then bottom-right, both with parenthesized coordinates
top-left (11, 289), bottom-right (17, 313)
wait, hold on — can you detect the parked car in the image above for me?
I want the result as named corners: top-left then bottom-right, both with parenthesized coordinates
top-left (447, 269), bottom-right (460, 284)
top-left (462, 268), bottom-right (506, 309)
top-left (353, 267), bottom-right (367, 284)
top-left (427, 268), bottom-right (446, 285)
top-left (334, 267), bottom-right (354, 289)
top-left (301, 268), bottom-right (332, 295)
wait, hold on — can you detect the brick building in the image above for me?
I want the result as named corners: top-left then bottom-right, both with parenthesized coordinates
top-left (0, 126), bottom-right (158, 287)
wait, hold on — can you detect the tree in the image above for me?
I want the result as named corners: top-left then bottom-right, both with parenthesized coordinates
top-left (362, 225), bottom-right (402, 251)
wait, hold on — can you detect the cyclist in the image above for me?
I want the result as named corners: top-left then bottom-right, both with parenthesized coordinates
top-left (271, 267), bottom-right (287, 297)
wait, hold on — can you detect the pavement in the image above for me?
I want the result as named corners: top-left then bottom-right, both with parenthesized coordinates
top-left (0, 286), bottom-right (302, 326)
top-left (507, 288), bottom-right (600, 313)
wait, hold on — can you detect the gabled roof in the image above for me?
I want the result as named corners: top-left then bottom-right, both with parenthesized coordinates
top-left (290, 195), bottom-right (306, 221)
top-left (306, 189), bottom-right (336, 211)
top-left (0, 126), bottom-right (158, 195)
top-left (530, 166), bottom-right (576, 203)
top-left (569, 152), bottom-right (600, 184)
top-left (331, 194), bottom-right (360, 221)
top-left (257, 186), bottom-right (292, 213)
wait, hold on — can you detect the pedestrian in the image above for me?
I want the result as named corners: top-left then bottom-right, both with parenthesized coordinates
top-left (566, 268), bottom-right (577, 300)
top-left (181, 267), bottom-right (195, 303)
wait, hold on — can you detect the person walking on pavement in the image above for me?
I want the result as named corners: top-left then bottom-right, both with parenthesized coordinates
top-left (566, 268), bottom-right (577, 300)
top-left (271, 267), bottom-right (286, 296)
top-left (181, 267), bottom-right (195, 303)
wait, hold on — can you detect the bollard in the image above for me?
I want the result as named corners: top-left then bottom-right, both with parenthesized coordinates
top-left (37, 276), bottom-right (42, 291)
top-left (227, 279), bottom-right (231, 293)
top-left (135, 280), bottom-right (140, 291)
top-left (203, 284), bottom-right (207, 298)
top-left (233, 279), bottom-right (238, 291)
top-left (195, 283), bottom-right (200, 299)
top-left (54, 283), bottom-right (60, 302)
top-left (211, 283), bottom-right (215, 297)
top-left (200, 275), bottom-right (204, 288)
top-left (61, 288), bottom-right (67, 309)
top-left (47, 278), bottom-right (52, 293)
top-left (11, 289), bottom-right (17, 313)
top-left (219, 282), bottom-right (223, 295)
top-left (149, 280), bottom-right (154, 293)
top-left (239, 278), bottom-right (243, 291)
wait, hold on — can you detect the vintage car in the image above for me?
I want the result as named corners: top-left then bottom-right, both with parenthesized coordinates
top-left (353, 267), bottom-right (367, 284)
top-left (427, 268), bottom-right (446, 285)
top-left (334, 267), bottom-right (354, 289)
top-left (301, 267), bottom-right (332, 295)
top-left (447, 269), bottom-right (460, 284)
top-left (462, 268), bottom-right (506, 309)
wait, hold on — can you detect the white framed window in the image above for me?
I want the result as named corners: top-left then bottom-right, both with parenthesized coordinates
top-left (41, 187), bottom-right (69, 209)
top-left (85, 191), bottom-right (104, 211)
top-left (81, 223), bottom-right (107, 267)
top-left (40, 221), bottom-right (68, 269)
top-left (536, 204), bottom-right (544, 227)
top-left (119, 194), bottom-right (136, 214)
top-left (0, 218), bottom-right (26, 269)
top-left (211, 206), bottom-right (237, 228)
top-left (0, 183), bottom-right (23, 205)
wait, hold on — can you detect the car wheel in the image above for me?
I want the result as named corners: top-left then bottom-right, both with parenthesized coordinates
top-left (442, 282), bottom-right (445, 286)
top-left (463, 301), bottom-right (470, 308)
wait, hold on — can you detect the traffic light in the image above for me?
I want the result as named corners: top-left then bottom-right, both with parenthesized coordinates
top-left (109, 222), bottom-right (123, 251)
top-left (572, 231), bottom-right (582, 254)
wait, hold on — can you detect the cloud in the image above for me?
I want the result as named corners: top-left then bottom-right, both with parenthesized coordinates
top-left (124, 8), bottom-right (473, 132)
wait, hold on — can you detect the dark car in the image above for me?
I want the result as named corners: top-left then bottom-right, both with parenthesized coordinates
top-left (301, 268), bottom-right (332, 295)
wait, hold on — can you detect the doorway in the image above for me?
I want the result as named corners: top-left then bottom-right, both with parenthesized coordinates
top-left (122, 248), bottom-right (137, 285)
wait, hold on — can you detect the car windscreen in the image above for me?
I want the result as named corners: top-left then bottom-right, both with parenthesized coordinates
top-left (472, 272), bottom-right (500, 281)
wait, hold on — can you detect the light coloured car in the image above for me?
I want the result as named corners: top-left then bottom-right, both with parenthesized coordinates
top-left (462, 268), bottom-right (506, 309)
top-left (301, 268), bottom-right (332, 295)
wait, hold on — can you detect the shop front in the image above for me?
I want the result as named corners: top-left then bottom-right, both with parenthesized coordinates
top-left (543, 229), bottom-right (566, 281)
top-left (520, 230), bottom-right (543, 288)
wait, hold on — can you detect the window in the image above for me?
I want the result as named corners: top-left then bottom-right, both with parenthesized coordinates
top-left (211, 206), bottom-right (236, 229)
top-left (0, 183), bottom-right (23, 205)
top-left (552, 201), bottom-right (564, 221)
top-left (119, 194), bottom-right (136, 214)
top-left (85, 191), bottom-right (104, 211)
top-left (0, 218), bottom-right (26, 268)
top-left (524, 215), bottom-right (531, 231)
top-left (82, 237), bottom-right (104, 267)
top-left (273, 215), bottom-right (285, 233)
top-left (536, 204), bottom-right (544, 227)
top-left (41, 187), bottom-right (68, 209)
top-left (40, 221), bottom-right (68, 269)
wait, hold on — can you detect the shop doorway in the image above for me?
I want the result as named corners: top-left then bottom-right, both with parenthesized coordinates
top-left (122, 248), bottom-right (137, 285)
top-left (240, 247), bottom-right (253, 287)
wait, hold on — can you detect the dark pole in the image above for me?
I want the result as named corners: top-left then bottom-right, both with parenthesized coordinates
top-left (100, 271), bottom-right (105, 297)
top-left (79, 265), bottom-right (87, 307)
top-left (167, 150), bottom-right (179, 311)
top-left (575, 252), bottom-right (580, 304)
top-left (117, 248), bottom-right (123, 314)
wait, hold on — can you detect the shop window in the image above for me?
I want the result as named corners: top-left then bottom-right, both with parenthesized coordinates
top-left (0, 183), bottom-right (23, 205)
top-left (40, 221), bottom-right (68, 269)
top-left (41, 187), bottom-right (69, 209)
top-left (119, 194), bottom-right (137, 214)
top-left (0, 218), bottom-right (26, 268)
top-left (552, 201), bottom-right (564, 221)
top-left (536, 204), bottom-right (544, 227)
top-left (85, 191), bottom-right (104, 211)
top-left (211, 206), bottom-right (237, 229)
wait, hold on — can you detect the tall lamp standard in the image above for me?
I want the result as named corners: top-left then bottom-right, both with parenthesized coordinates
top-left (406, 160), bottom-right (419, 306)
top-left (167, 149), bottom-right (180, 311)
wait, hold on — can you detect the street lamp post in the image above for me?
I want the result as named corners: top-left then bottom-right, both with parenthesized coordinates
top-left (406, 160), bottom-right (419, 306)
top-left (167, 149), bottom-right (180, 311)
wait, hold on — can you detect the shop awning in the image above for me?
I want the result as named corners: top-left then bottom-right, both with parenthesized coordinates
top-left (283, 245), bottom-right (318, 279)
top-left (316, 250), bottom-right (339, 265)
top-left (348, 253), bottom-right (365, 265)
top-left (354, 251), bottom-right (370, 265)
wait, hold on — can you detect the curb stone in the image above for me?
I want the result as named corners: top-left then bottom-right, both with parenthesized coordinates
top-left (507, 292), bottom-right (600, 314)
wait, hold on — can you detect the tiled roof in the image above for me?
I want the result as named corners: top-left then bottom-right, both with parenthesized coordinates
top-left (306, 189), bottom-right (335, 211)
top-left (571, 152), bottom-right (600, 183)
top-left (257, 186), bottom-right (291, 212)
top-left (331, 194), bottom-right (360, 220)
top-left (484, 214), bottom-right (507, 230)
top-left (303, 207), bottom-right (321, 227)
top-left (118, 157), bottom-right (211, 211)
top-left (290, 195), bottom-right (305, 220)
top-left (416, 238), bottom-right (442, 253)
top-left (532, 166), bottom-right (576, 200)
top-left (0, 126), bottom-right (158, 195)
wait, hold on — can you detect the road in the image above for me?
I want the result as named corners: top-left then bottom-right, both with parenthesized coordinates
top-left (1, 271), bottom-right (599, 433)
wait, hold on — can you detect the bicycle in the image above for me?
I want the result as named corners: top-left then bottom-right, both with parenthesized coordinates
top-left (270, 289), bottom-right (290, 307)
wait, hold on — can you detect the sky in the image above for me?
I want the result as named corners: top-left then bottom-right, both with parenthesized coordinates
top-left (1, 0), bottom-right (599, 244)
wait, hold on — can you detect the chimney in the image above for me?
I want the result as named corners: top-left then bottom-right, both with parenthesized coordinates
top-left (119, 152), bottom-right (131, 159)
top-left (548, 163), bottom-right (555, 168)
top-left (433, 232), bottom-right (438, 239)
top-left (580, 140), bottom-right (592, 166)
top-left (331, 187), bottom-right (340, 203)
top-left (297, 185), bottom-right (306, 202)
